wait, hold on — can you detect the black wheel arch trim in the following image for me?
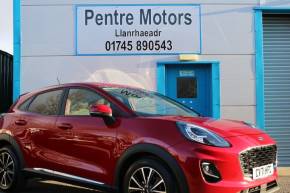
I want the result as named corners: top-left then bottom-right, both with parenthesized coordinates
top-left (0, 133), bottom-right (26, 169)
top-left (114, 143), bottom-right (189, 193)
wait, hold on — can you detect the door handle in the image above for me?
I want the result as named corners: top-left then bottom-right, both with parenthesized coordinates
top-left (57, 123), bottom-right (73, 130)
top-left (15, 120), bottom-right (27, 126)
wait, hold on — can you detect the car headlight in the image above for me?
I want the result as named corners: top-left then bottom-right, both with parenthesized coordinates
top-left (176, 122), bottom-right (231, 147)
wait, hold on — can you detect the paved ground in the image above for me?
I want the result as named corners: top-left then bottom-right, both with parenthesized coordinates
top-left (10, 180), bottom-right (99, 193)
top-left (278, 177), bottom-right (290, 193)
top-left (4, 176), bottom-right (289, 193)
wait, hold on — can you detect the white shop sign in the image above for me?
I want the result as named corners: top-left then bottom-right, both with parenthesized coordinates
top-left (76, 4), bottom-right (201, 55)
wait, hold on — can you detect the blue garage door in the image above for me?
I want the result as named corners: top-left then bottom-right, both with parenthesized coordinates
top-left (263, 14), bottom-right (290, 166)
top-left (165, 64), bottom-right (211, 117)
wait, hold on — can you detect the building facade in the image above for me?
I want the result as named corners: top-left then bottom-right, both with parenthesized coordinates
top-left (14, 0), bottom-right (290, 166)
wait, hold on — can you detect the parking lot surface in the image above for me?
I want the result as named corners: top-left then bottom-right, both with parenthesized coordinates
top-left (2, 177), bottom-right (289, 193)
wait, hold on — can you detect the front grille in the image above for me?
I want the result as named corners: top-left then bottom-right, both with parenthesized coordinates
top-left (239, 145), bottom-right (277, 179)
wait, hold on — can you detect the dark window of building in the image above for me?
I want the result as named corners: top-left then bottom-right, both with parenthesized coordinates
top-left (28, 90), bottom-right (63, 115)
top-left (177, 77), bottom-right (197, 98)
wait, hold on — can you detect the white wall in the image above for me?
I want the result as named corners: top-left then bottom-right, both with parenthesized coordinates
top-left (20, 0), bottom-right (290, 123)
top-left (0, 0), bottom-right (13, 54)
top-left (259, 0), bottom-right (290, 6)
top-left (20, 0), bottom-right (258, 123)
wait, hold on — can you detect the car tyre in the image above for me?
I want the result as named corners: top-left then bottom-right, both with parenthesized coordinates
top-left (0, 146), bottom-right (26, 193)
top-left (123, 157), bottom-right (176, 193)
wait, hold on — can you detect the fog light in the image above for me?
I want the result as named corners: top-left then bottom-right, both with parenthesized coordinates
top-left (201, 162), bottom-right (221, 183)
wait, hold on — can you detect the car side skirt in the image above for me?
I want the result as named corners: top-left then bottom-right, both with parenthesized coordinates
top-left (23, 168), bottom-right (116, 193)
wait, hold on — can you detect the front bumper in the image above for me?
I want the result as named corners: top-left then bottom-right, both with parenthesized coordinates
top-left (240, 180), bottom-right (280, 193)
top-left (169, 134), bottom-right (279, 193)
top-left (199, 177), bottom-right (280, 193)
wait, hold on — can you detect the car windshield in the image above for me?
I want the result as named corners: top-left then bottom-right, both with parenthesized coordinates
top-left (103, 87), bottom-right (199, 117)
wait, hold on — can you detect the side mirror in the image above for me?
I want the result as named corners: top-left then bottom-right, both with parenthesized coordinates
top-left (89, 104), bottom-right (116, 126)
top-left (89, 104), bottom-right (112, 118)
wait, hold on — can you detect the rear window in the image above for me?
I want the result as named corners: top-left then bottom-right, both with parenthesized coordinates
top-left (27, 90), bottom-right (63, 116)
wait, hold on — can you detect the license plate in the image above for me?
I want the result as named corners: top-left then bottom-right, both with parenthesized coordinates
top-left (253, 164), bottom-right (274, 180)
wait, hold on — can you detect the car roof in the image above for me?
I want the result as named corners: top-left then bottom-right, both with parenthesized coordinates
top-left (48, 82), bottom-right (139, 89)
top-left (20, 82), bottom-right (143, 98)
top-left (83, 82), bottom-right (142, 89)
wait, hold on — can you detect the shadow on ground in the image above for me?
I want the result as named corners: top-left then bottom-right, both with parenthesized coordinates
top-left (1, 177), bottom-right (289, 193)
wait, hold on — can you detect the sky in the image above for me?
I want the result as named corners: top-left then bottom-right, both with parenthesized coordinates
top-left (0, 0), bottom-right (13, 54)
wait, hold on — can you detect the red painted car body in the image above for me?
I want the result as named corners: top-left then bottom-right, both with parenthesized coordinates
top-left (0, 83), bottom-right (279, 193)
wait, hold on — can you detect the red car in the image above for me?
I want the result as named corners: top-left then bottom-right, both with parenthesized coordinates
top-left (0, 83), bottom-right (279, 193)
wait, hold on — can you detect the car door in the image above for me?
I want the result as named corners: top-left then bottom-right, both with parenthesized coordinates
top-left (22, 89), bottom-right (65, 169)
top-left (54, 87), bottom-right (118, 184)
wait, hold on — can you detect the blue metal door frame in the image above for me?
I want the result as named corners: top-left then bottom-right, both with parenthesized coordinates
top-left (13, 0), bottom-right (21, 101)
top-left (156, 61), bottom-right (220, 119)
top-left (254, 7), bottom-right (290, 129)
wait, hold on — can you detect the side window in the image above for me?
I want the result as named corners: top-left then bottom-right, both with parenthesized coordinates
top-left (65, 89), bottom-right (111, 116)
top-left (18, 97), bottom-right (33, 111)
top-left (28, 90), bottom-right (63, 115)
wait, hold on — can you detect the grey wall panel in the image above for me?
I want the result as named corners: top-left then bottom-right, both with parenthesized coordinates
top-left (221, 79), bottom-right (255, 106)
top-left (202, 4), bottom-right (255, 54)
top-left (0, 1), bottom-right (13, 54)
top-left (221, 106), bottom-right (256, 123)
top-left (22, 6), bottom-right (75, 56)
top-left (21, 0), bottom-right (258, 6)
top-left (260, 0), bottom-right (290, 7)
top-left (201, 55), bottom-right (255, 80)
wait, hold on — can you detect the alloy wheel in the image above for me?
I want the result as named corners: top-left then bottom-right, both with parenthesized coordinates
top-left (128, 167), bottom-right (166, 193)
top-left (0, 152), bottom-right (15, 189)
